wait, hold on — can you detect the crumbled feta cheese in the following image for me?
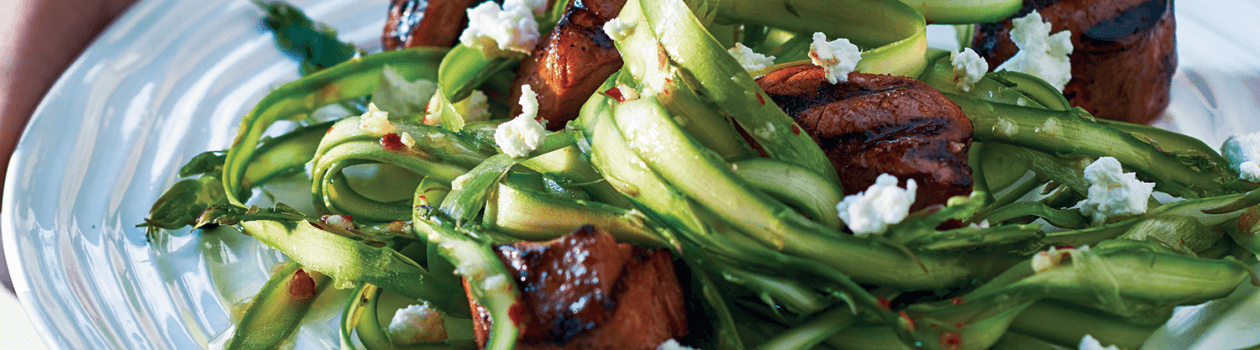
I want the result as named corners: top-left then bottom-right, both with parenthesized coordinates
top-left (371, 65), bottom-right (438, 116)
top-left (996, 10), bottom-right (1073, 91)
top-left (994, 117), bottom-right (1018, 137)
top-left (657, 339), bottom-right (698, 350)
top-left (494, 85), bottom-right (547, 157)
top-left (836, 174), bottom-right (917, 236)
top-left (808, 32), bottom-right (862, 84)
top-left (728, 43), bottom-right (776, 76)
top-left (387, 302), bottom-right (447, 345)
top-left (358, 103), bottom-right (395, 136)
top-left (1076, 157), bottom-right (1155, 225)
top-left (752, 122), bottom-right (776, 140)
top-left (968, 220), bottom-right (990, 229)
top-left (1030, 245), bottom-right (1078, 273)
top-left (459, 0), bottom-right (540, 58)
top-left (400, 133), bottom-right (416, 149)
top-left (320, 214), bottom-right (355, 231)
top-left (950, 48), bottom-right (988, 92)
top-left (464, 90), bottom-right (492, 122)
top-left (452, 174), bottom-right (472, 190)
top-left (602, 16), bottom-right (635, 41)
top-left (1079, 334), bottom-right (1120, 350)
top-left (1221, 132), bottom-right (1260, 182)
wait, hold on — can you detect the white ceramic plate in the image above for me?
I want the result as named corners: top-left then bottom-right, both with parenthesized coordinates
top-left (4, 0), bottom-right (1260, 349)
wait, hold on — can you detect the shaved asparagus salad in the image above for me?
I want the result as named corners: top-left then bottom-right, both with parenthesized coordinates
top-left (142, 0), bottom-right (1260, 349)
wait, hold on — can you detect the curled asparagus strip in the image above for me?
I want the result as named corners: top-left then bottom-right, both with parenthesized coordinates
top-left (226, 262), bottom-right (329, 350)
top-left (708, 0), bottom-right (928, 77)
top-left (904, 240), bottom-right (1251, 350)
top-left (140, 121), bottom-right (330, 238)
top-left (412, 213), bottom-right (521, 350)
top-left (951, 92), bottom-right (1239, 199)
top-left (615, 0), bottom-right (841, 183)
top-left (195, 204), bottom-right (466, 314)
top-left (730, 158), bottom-right (843, 231)
top-left (310, 117), bottom-right (491, 220)
top-left (893, 0), bottom-right (1022, 24)
top-left (223, 48), bottom-right (447, 206)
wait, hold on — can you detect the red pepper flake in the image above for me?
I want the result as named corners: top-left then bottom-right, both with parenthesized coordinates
top-left (380, 133), bottom-right (405, 151)
top-left (792, 124), bottom-right (801, 135)
top-left (604, 87), bottom-right (626, 103)
top-left (289, 268), bottom-right (316, 299)
top-left (955, 322), bottom-right (966, 329)
top-left (1239, 210), bottom-right (1259, 234)
top-left (307, 221), bottom-right (322, 229)
top-left (877, 297), bottom-right (892, 310)
top-left (509, 303), bottom-right (526, 326)
top-left (950, 297), bottom-right (964, 305)
top-left (757, 93), bottom-right (765, 105)
top-left (326, 125), bottom-right (334, 134)
top-left (939, 331), bottom-right (962, 350)
top-left (898, 311), bottom-right (916, 330)
top-left (657, 44), bottom-right (669, 69)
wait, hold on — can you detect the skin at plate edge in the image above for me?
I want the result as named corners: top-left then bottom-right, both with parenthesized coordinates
top-left (0, 0), bottom-right (138, 293)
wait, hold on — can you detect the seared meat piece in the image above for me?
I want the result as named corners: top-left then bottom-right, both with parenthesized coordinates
top-left (509, 0), bottom-right (627, 130)
top-left (972, 0), bottom-right (1176, 124)
top-left (382, 0), bottom-right (481, 50)
top-left (757, 66), bottom-right (973, 210)
top-left (465, 225), bottom-right (688, 349)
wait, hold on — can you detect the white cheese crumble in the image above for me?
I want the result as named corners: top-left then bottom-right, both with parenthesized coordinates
top-left (602, 16), bottom-right (635, 41)
top-left (387, 302), bottom-right (447, 345)
top-left (752, 122), bottom-right (776, 140)
top-left (1221, 132), bottom-right (1260, 182)
top-left (494, 85), bottom-right (547, 157)
top-left (452, 174), bottom-right (473, 190)
top-left (950, 48), bottom-right (988, 92)
top-left (996, 10), bottom-right (1073, 91)
top-left (728, 43), bottom-right (776, 76)
top-left (1079, 334), bottom-right (1120, 350)
top-left (1076, 157), bottom-right (1156, 225)
top-left (808, 32), bottom-right (862, 84)
top-left (358, 103), bottom-right (395, 136)
top-left (372, 65), bottom-right (438, 116)
top-left (400, 133), bottom-right (416, 149)
top-left (459, 0), bottom-right (540, 58)
top-left (463, 90), bottom-right (492, 122)
top-left (836, 174), bottom-right (917, 236)
top-left (1031, 245), bottom-right (1073, 273)
top-left (657, 339), bottom-right (698, 350)
top-left (320, 214), bottom-right (355, 232)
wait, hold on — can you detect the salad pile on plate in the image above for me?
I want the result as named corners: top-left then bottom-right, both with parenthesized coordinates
top-left (140, 0), bottom-right (1260, 349)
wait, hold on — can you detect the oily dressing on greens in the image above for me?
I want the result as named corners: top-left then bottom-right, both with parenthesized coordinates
top-left (140, 0), bottom-right (1260, 349)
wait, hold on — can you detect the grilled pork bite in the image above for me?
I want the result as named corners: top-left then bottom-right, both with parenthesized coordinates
top-left (464, 225), bottom-right (688, 349)
top-left (756, 65), bottom-right (974, 210)
top-left (972, 0), bottom-right (1176, 124)
top-left (509, 0), bottom-right (627, 130)
top-left (382, 0), bottom-right (484, 49)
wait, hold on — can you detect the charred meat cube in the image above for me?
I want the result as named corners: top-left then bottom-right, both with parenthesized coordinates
top-left (465, 225), bottom-right (688, 349)
top-left (757, 66), bottom-right (974, 210)
top-left (509, 0), bottom-right (627, 130)
top-left (382, 0), bottom-right (481, 49)
top-left (972, 0), bottom-right (1176, 124)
